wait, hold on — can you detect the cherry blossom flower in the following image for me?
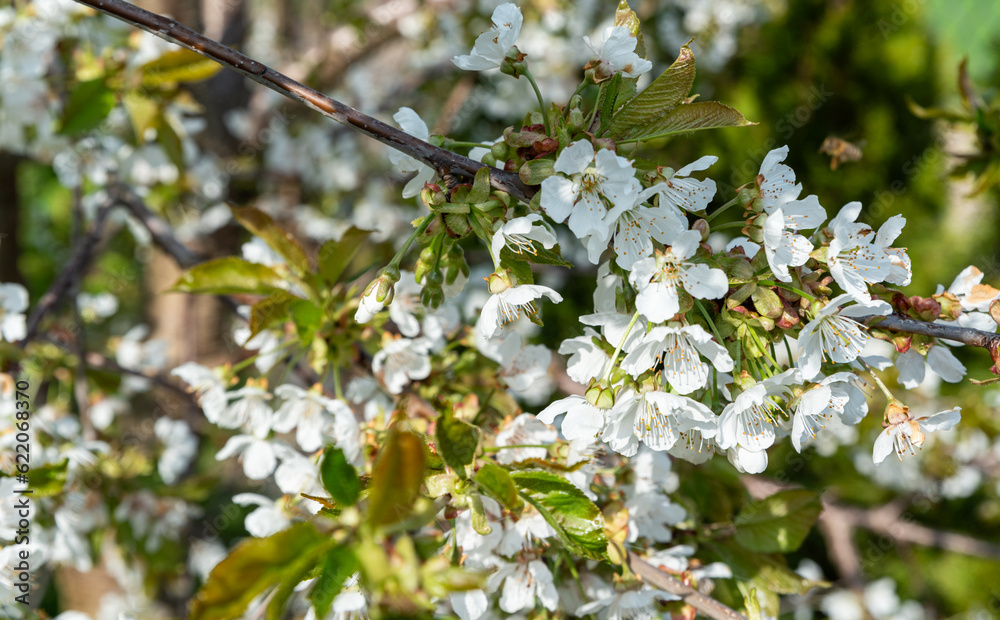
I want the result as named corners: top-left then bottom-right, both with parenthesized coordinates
top-left (539, 140), bottom-right (641, 261)
top-left (491, 214), bottom-right (558, 261)
top-left (233, 493), bottom-right (291, 537)
top-left (646, 155), bottom-right (719, 216)
top-left (273, 384), bottom-right (357, 453)
top-left (629, 230), bottom-right (729, 323)
top-left (558, 328), bottom-right (610, 385)
top-left (219, 385), bottom-right (273, 432)
top-left (494, 413), bottom-right (558, 464)
top-left (494, 332), bottom-right (552, 393)
top-left (755, 145), bottom-right (802, 211)
top-left (873, 214), bottom-right (912, 287)
top-left (827, 202), bottom-right (894, 302)
top-left (487, 559), bottom-right (559, 614)
top-left (154, 417), bottom-right (197, 485)
top-left (372, 336), bottom-right (432, 394)
top-left (215, 418), bottom-right (286, 480)
top-left (621, 322), bottom-right (734, 394)
top-left (537, 395), bottom-right (606, 443)
top-left (452, 3), bottom-right (523, 71)
top-left (602, 183), bottom-right (688, 269)
top-left (791, 372), bottom-right (869, 452)
top-left (388, 107), bottom-right (434, 198)
top-left (937, 265), bottom-right (1000, 332)
top-left (479, 272), bottom-right (563, 339)
top-left (355, 270), bottom-right (397, 324)
top-left (583, 25), bottom-right (652, 81)
top-left (717, 370), bottom-right (800, 473)
top-left (796, 294), bottom-right (891, 380)
top-left (601, 388), bottom-right (718, 456)
top-left (762, 195), bottom-right (826, 282)
top-left (873, 402), bottom-right (961, 465)
top-left (895, 345), bottom-right (967, 388)
top-left (171, 362), bottom-right (227, 423)
top-left (576, 582), bottom-right (677, 619)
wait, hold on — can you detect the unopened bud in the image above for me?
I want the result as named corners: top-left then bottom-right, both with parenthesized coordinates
top-left (491, 141), bottom-right (510, 162)
top-left (486, 269), bottom-right (512, 294)
top-left (585, 382), bottom-right (616, 409)
top-left (355, 269), bottom-right (399, 323)
top-left (692, 218), bottom-right (710, 242)
top-left (519, 158), bottom-right (555, 186)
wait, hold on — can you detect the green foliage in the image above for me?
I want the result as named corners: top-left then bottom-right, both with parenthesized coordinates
top-left (436, 406), bottom-right (480, 475)
top-left (190, 522), bottom-right (332, 620)
top-left (734, 489), bottom-right (823, 553)
top-left (604, 45), bottom-right (754, 142)
top-left (59, 78), bottom-right (117, 136)
top-left (474, 463), bottom-right (524, 512)
top-left (320, 447), bottom-right (360, 507)
top-left (511, 470), bottom-right (609, 561)
top-left (231, 206), bottom-right (311, 276)
top-left (170, 257), bottom-right (289, 296)
top-left (368, 427), bottom-right (427, 526)
top-left (309, 546), bottom-right (359, 618)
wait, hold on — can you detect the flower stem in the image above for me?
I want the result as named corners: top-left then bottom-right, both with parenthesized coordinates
top-left (705, 195), bottom-right (743, 223)
top-left (601, 309), bottom-right (641, 383)
top-left (523, 67), bottom-right (551, 136)
top-left (389, 213), bottom-right (435, 269)
top-left (861, 359), bottom-right (896, 402)
top-left (709, 220), bottom-right (747, 232)
top-left (482, 443), bottom-right (552, 453)
top-left (758, 280), bottom-right (817, 302)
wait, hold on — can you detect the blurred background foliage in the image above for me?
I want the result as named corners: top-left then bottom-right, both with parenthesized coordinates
top-left (5, 0), bottom-right (1000, 617)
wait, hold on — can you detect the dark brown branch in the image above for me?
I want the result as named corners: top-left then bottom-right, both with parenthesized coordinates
top-left (19, 201), bottom-right (113, 348)
top-left (110, 185), bottom-right (204, 269)
top-left (857, 313), bottom-right (1000, 368)
top-left (627, 552), bottom-right (748, 620)
top-left (71, 0), bottom-right (536, 204)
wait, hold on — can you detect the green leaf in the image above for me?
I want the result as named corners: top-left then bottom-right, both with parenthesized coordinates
top-left (597, 73), bottom-right (623, 134)
top-left (470, 492), bottom-right (493, 535)
top-left (614, 101), bottom-right (755, 143)
top-left (190, 522), bottom-right (330, 620)
top-left (123, 92), bottom-right (160, 142)
top-left (474, 463), bottom-right (524, 512)
top-left (231, 207), bottom-right (311, 276)
top-left (606, 45), bottom-right (695, 138)
top-left (751, 286), bottom-right (783, 320)
top-left (249, 291), bottom-right (299, 338)
top-left (319, 228), bottom-right (372, 285)
top-left (156, 113), bottom-right (185, 172)
top-left (23, 460), bottom-right (69, 497)
top-left (59, 78), bottom-right (117, 136)
top-left (436, 406), bottom-right (480, 475)
top-left (320, 447), bottom-right (360, 507)
top-left (734, 489), bottom-right (822, 553)
top-left (501, 257), bottom-right (534, 286)
top-left (170, 257), bottom-right (289, 296)
top-left (289, 299), bottom-right (323, 342)
top-left (368, 428), bottom-right (426, 526)
top-left (511, 471), bottom-right (608, 561)
top-left (309, 546), bottom-right (358, 618)
top-left (142, 48), bottom-right (224, 87)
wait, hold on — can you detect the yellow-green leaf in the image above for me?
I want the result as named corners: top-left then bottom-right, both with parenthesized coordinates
top-left (142, 48), bottom-right (224, 87)
top-left (734, 489), bottom-right (822, 553)
top-left (231, 206), bottom-right (311, 276)
top-left (170, 257), bottom-right (288, 296)
top-left (512, 470), bottom-right (608, 561)
top-left (59, 78), bottom-right (117, 136)
top-left (614, 101), bottom-right (755, 143)
top-left (190, 522), bottom-right (330, 620)
top-left (319, 228), bottom-right (372, 285)
top-left (606, 45), bottom-right (695, 138)
top-left (368, 428), bottom-right (426, 526)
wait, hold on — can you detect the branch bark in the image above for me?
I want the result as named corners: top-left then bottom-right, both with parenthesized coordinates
top-left (857, 313), bottom-right (1000, 369)
top-left (627, 552), bottom-right (748, 620)
top-left (70, 0), bottom-right (536, 203)
top-left (19, 200), bottom-right (113, 348)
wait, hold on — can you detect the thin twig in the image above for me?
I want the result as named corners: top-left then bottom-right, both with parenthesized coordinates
top-left (857, 313), bottom-right (1000, 349)
top-left (628, 551), bottom-right (748, 620)
top-left (19, 200), bottom-right (113, 348)
top-left (71, 0), bottom-right (536, 203)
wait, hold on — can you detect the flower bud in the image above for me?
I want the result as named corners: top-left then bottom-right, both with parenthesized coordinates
top-left (692, 218), bottom-right (710, 242)
top-left (585, 382), bottom-right (616, 409)
top-left (518, 158), bottom-right (555, 185)
top-left (486, 269), bottom-right (512, 294)
top-left (355, 268), bottom-right (399, 323)
top-left (491, 141), bottom-right (510, 161)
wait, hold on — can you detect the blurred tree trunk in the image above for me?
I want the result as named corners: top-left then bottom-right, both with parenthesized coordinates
top-left (0, 152), bottom-right (24, 285)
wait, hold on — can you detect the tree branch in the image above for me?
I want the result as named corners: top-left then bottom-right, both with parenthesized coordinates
top-left (627, 552), bottom-right (748, 620)
top-left (71, 0), bottom-right (536, 203)
top-left (19, 200), bottom-right (113, 348)
top-left (857, 313), bottom-right (1000, 368)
